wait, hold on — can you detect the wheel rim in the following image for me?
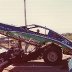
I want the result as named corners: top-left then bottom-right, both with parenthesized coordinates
top-left (47, 51), bottom-right (58, 62)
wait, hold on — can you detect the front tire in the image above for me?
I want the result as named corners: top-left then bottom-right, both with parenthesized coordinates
top-left (43, 43), bottom-right (62, 66)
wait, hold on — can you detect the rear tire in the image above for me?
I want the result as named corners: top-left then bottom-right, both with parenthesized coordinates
top-left (43, 43), bottom-right (62, 66)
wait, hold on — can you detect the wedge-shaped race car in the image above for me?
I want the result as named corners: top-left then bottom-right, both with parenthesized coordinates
top-left (0, 23), bottom-right (71, 71)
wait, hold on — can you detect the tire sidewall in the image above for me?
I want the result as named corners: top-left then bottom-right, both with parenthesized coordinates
top-left (43, 47), bottom-right (62, 66)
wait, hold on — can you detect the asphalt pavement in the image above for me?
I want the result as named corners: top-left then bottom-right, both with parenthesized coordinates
top-left (3, 59), bottom-right (69, 72)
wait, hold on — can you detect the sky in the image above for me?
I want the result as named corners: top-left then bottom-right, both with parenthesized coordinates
top-left (0, 0), bottom-right (72, 33)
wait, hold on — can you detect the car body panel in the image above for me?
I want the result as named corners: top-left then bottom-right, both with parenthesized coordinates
top-left (0, 23), bottom-right (72, 52)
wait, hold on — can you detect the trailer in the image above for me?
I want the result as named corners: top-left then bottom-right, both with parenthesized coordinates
top-left (0, 23), bottom-right (71, 71)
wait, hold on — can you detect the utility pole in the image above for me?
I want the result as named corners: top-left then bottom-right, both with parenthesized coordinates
top-left (45, 26), bottom-right (46, 35)
top-left (24, 0), bottom-right (27, 26)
